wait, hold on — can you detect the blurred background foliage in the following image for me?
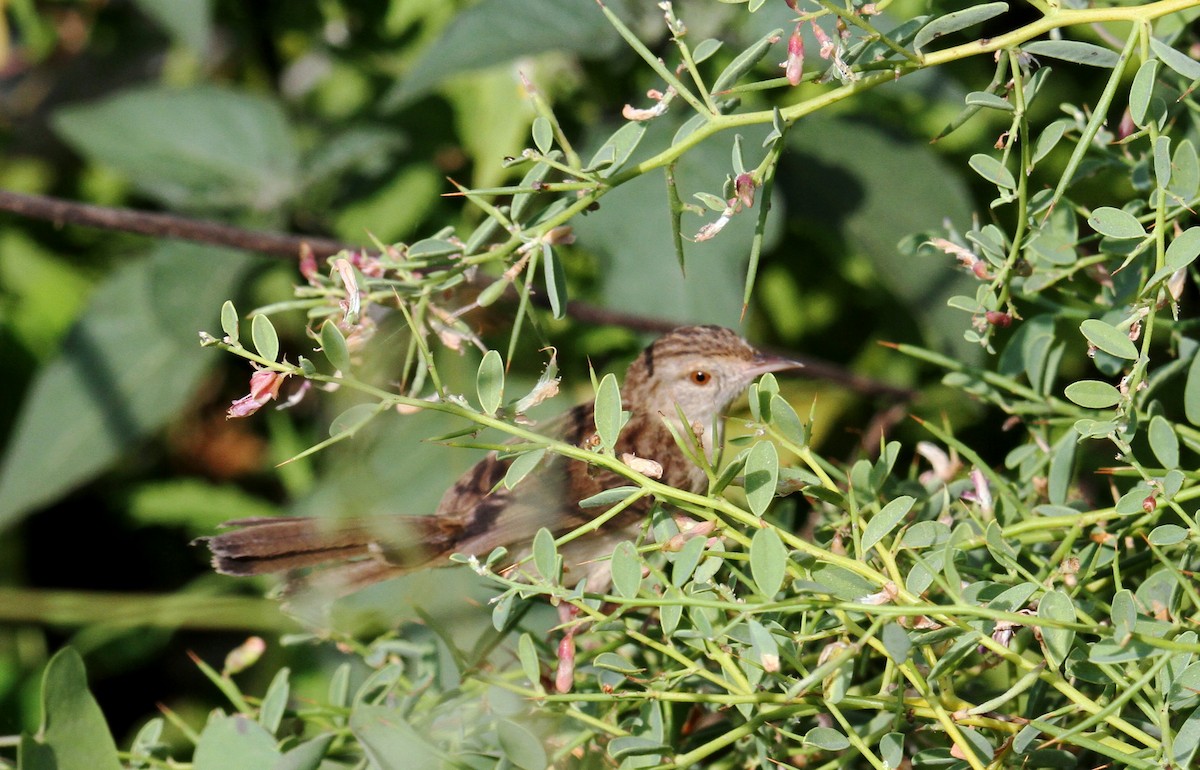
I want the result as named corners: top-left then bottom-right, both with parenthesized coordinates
top-left (0, 0), bottom-right (1195, 763)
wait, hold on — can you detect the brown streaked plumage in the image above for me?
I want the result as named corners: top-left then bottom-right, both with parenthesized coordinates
top-left (204, 326), bottom-right (800, 596)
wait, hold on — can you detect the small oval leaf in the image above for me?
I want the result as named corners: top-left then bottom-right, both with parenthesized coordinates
top-left (744, 440), bottom-right (780, 517)
top-left (476, 349), bottom-right (505, 415)
top-left (861, 495), bottom-right (915, 553)
top-left (1149, 415), bottom-right (1180, 469)
top-left (532, 528), bottom-right (558, 583)
top-left (220, 300), bottom-right (239, 344)
top-left (320, 320), bottom-right (351, 372)
top-left (611, 541), bottom-right (642, 598)
top-left (1087, 206), bottom-right (1146, 239)
top-left (251, 313), bottom-right (279, 363)
top-left (1064, 380), bottom-right (1122, 409)
top-left (749, 527), bottom-right (787, 598)
top-left (594, 373), bottom-right (623, 451)
top-left (1024, 40), bottom-right (1120, 68)
top-left (1080, 319), bottom-right (1138, 360)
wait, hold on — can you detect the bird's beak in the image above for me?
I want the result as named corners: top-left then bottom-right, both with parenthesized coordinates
top-left (746, 352), bottom-right (804, 378)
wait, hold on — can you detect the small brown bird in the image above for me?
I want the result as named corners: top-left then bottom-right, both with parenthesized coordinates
top-left (205, 325), bottom-right (799, 596)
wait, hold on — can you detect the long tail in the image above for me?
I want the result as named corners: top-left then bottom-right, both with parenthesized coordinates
top-left (202, 516), bottom-right (433, 596)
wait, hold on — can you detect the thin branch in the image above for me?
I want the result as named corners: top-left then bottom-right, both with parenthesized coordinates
top-left (0, 188), bottom-right (912, 400)
top-left (0, 189), bottom-right (346, 258)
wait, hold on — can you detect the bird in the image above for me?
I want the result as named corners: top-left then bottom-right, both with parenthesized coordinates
top-left (203, 325), bottom-right (800, 597)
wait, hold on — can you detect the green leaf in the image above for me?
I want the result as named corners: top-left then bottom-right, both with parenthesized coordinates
top-left (913, 3), bottom-right (1009, 52)
top-left (251, 313), bottom-right (279, 363)
top-left (497, 720), bottom-right (547, 770)
top-left (749, 527), bottom-right (787, 598)
top-left (744, 440), bottom-right (779, 517)
top-left (320, 320), bottom-right (351, 372)
top-left (476, 350), bottom-right (505, 415)
top-left (968, 153), bottom-right (1016, 189)
top-left (350, 705), bottom-right (442, 770)
top-left (1038, 590), bottom-right (1076, 669)
top-left (1129, 59), bottom-right (1159, 127)
top-left (542, 245), bottom-right (567, 319)
top-left (132, 0), bottom-right (213, 52)
top-left (1112, 589), bottom-right (1136, 643)
top-left (587, 122), bottom-right (647, 178)
top-left (531, 116), bottom-right (553, 154)
top-left (532, 527), bottom-right (559, 582)
top-left (517, 634), bottom-right (541, 686)
top-left (1024, 40), bottom-right (1120, 68)
top-left (881, 623), bottom-right (912, 664)
top-left (611, 541), bottom-right (642, 598)
top-left (1150, 36), bottom-right (1200, 80)
top-left (710, 28), bottom-right (785, 94)
top-left (1149, 415), bottom-right (1180, 469)
top-left (1169, 140), bottom-right (1199, 202)
top-left (1087, 207), bottom-right (1146, 239)
top-left (0, 246), bottom-right (254, 527)
top-left (220, 300), bottom-right (239, 344)
top-left (769, 394), bottom-right (806, 445)
top-left (275, 734), bottom-right (335, 770)
top-left (1080, 319), bottom-right (1138, 360)
top-left (33, 648), bottom-right (122, 770)
top-left (384, 0), bottom-right (622, 108)
top-left (52, 86), bottom-right (299, 211)
top-left (964, 91), bottom-right (1013, 111)
top-left (1173, 705), bottom-right (1200, 767)
top-left (861, 495), bottom-right (915, 553)
top-left (578, 486), bottom-right (640, 508)
top-left (504, 448), bottom-right (546, 490)
top-left (671, 534), bottom-right (707, 587)
top-left (1033, 120), bottom-right (1069, 165)
top-left (194, 715), bottom-right (280, 770)
top-left (693, 38), bottom-right (722, 64)
top-left (1155, 135), bottom-right (1173, 190)
top-left (880, 733), bottom-right (905, 770)
top-left (328, 403), bottom-right (381, 438)
top-left (1148, 524), bottom-right (1188, 546)
top-left (1064, 380), bottom-right (1122, 409)
top-left (1187, 349), bottom-right (1200, 425)
top-left (593, 373), bottom-right (623, 451)
top-left (258, 668), bottom-right (290, 735)
top-left (805, 726), bottom-right (851, 751)
top-left (1166, 228), bottom-right (1200, 272)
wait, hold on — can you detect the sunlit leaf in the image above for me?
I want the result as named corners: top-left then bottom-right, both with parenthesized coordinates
top-left (1064, 380), bottom-right (1122, 409)
top-left (476, 349), bottom-right (505, 415)
top-left (749, 527), bottom-right (787, 598)
top-left (744, 440), bottom-right (780, 517)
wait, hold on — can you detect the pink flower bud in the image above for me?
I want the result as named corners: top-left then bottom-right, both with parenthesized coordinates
top-left (734, 173), bottom-right (757, 209)
top-left (555, 634), bottom-right (575, 693)
top-left (985, 311), bottom-right (1012, 327)
top-left (228, 368), bottom-right (288, 419)
top-left (784, 25), bottom-right (804, 86)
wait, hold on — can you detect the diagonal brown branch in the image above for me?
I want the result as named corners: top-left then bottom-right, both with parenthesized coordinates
top-left (0, 188), bottom-right (912, 400)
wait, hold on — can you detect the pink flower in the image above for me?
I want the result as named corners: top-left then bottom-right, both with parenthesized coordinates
top-left (228, 368), bottom-right (288, 419)
top-left (784, 24), bottom-right (805, 86)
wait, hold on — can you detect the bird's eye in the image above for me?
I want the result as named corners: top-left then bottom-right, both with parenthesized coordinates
top-left (690, 370), bottom-right (711, 385)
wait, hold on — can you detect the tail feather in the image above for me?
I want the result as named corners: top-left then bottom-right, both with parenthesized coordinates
top-left (202, 516), bottom-right (427, 578)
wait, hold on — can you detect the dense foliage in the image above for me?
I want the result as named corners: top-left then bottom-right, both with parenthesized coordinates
top-left (3, 1), bottom-right (1200, 768)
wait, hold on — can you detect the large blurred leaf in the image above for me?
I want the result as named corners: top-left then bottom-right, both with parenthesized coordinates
top-left (572, 122), bottom-right (782, 327)
top-left (782, 117), bottom-right (976, 357)
top-left (0, 244), bottom-right (255, 527)
top-left (24, 647), bottom-right (122, 770)
top-left (350, 705), bottom-right (442, 770)
top-left (52, 86), bottom-right (299, 213)
top-left (132, 0), bottom-right (213, 52)
top-left (193, 715), bottom-right (280, 770)
top-left (384, 0), bottom-right (625, 108)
